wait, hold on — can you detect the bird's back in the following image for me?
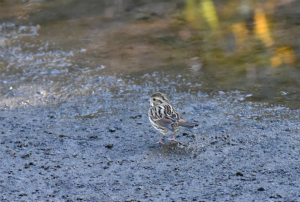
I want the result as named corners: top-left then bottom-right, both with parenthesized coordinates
top-left (148, 104), bottom-right (179, 121)
top-left (148, 104), bottom-right (182, 134)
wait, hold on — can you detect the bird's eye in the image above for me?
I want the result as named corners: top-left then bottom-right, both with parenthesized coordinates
top-left (153, 98), bottom-right (156, 101)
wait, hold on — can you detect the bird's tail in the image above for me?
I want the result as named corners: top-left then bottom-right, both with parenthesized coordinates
top-left (178, 122), bottom-right (198, 128)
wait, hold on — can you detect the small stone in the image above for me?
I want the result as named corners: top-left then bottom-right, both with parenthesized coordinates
top-left (211, 141), bottom-right (217, 145)
top-left (270, 194), bottom-right (282, 199)
top-left (105, 144), bottom-right (113, 149)
top-left (109, 128), bottom-right (116, 132)
top-left (281, 91), bottom-right (287, 95)
top-left (235, 172), bottom-right (244, 177)
top-left (21, 153), bottom-right (31, 159)
top-left (130, 115), bottom-right (137, 119)
top-left (182, 133), bottom-right (189, 136)
top-left (257, 187), bottom-right (265, 191)
top-left (89, 135), bottom-right (98, 139)
top-left (24, 162), bottom-right (34, 169)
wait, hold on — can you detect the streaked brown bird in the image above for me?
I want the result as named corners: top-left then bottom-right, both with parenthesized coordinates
top-left (148, 92), bottom-right (198, 144)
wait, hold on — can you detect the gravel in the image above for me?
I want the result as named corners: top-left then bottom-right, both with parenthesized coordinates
top-left (0, 83), bottom-right (299, 201)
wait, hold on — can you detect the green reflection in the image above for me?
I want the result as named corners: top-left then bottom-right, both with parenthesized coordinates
top-left (200, 0), bottom-right (220, 30)
top-left (184, 0), bottom-right (220, 30)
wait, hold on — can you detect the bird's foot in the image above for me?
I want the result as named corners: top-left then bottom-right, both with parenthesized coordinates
top-left (156, 140), bottom-right (164, 144)
top-left (168, 137), bottom-right (177, 142)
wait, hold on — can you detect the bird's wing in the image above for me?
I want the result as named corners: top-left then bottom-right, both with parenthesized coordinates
top-left (149, 104), bottom-right (184, 131)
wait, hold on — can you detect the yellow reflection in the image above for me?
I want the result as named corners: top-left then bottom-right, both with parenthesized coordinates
top-left (184, 0), bottom-right (201, 28)
top-left (231, 23), bottom-right (249, 47)
top-left (183, 0), bottom-right (297, 68)
top-left (271, 47), bottom-right (296, 67)
top-left (254, 8), bottom-right (273, 47)
top-left (270, 56), bottom-right (282, 67)
top-left (200, 0), bottom-right (220, 30)
top-left (184, 0), bottom-right (219, 30)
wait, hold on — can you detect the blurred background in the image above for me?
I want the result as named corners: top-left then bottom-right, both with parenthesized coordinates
top-left (0, 0), bottom-right (299, 109)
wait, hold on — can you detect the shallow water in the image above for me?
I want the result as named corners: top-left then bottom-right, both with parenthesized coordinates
top-left (0, 0), bottom-right (300, 110)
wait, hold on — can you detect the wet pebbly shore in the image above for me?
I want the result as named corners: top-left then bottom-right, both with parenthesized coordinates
top-left (0, 77), bottom-right (299, 202)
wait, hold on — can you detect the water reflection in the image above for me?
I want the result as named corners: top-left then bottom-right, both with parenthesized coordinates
top-left (180, 0), bottom-right (299, 108)
top-left (231, 22), bottom-right (249, 48)
top-left (271, 46), bottom-right (296, 67)
top-left (0, 0), bottom-right (299, 109)
top-left (184, 0), bottom-right (219, 30)
top-left (183, 0), bottom-right (297, 67)
top-left (200, 0), bottom-right (220, 30)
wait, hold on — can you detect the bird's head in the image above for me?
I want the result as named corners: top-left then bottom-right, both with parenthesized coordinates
top-left (150, 92), bottom-right (170, 106)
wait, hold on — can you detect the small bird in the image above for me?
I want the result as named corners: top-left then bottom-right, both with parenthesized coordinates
top-left (148, 92), bottom-right (198, 144)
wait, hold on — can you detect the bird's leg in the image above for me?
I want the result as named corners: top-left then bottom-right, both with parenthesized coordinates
top-left (168, 131), bottom-right (177, 142)
top-left (156, 135), bottom-right (165, 144)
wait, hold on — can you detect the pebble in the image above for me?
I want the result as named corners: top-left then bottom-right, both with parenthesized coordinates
top-left (235, 172), bottom-right (244, 177)
top-left (257, 187), bottom-right (265, 191)
top-left (105, 144), bottom-right (114, 149)
top-left (24, 162), bottom-right (34, 169)
top-left (21, 153), bottom-right (31, 159)
top-left (109, 128), bottom-right (116, 132)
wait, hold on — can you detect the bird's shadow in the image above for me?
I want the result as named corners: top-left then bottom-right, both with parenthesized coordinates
top-left (146, 141), bottom-right (197, 159)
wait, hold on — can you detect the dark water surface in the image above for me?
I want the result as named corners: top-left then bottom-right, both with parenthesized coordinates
top-left (1, 0), bottom-right (300, 109)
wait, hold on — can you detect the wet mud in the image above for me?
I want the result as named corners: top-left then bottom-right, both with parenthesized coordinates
top-left (1, 77), bottom-right (299, 201)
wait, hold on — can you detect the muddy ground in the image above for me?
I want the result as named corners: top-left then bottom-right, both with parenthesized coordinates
top-left (0, 76), bottom-right (299, 202)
